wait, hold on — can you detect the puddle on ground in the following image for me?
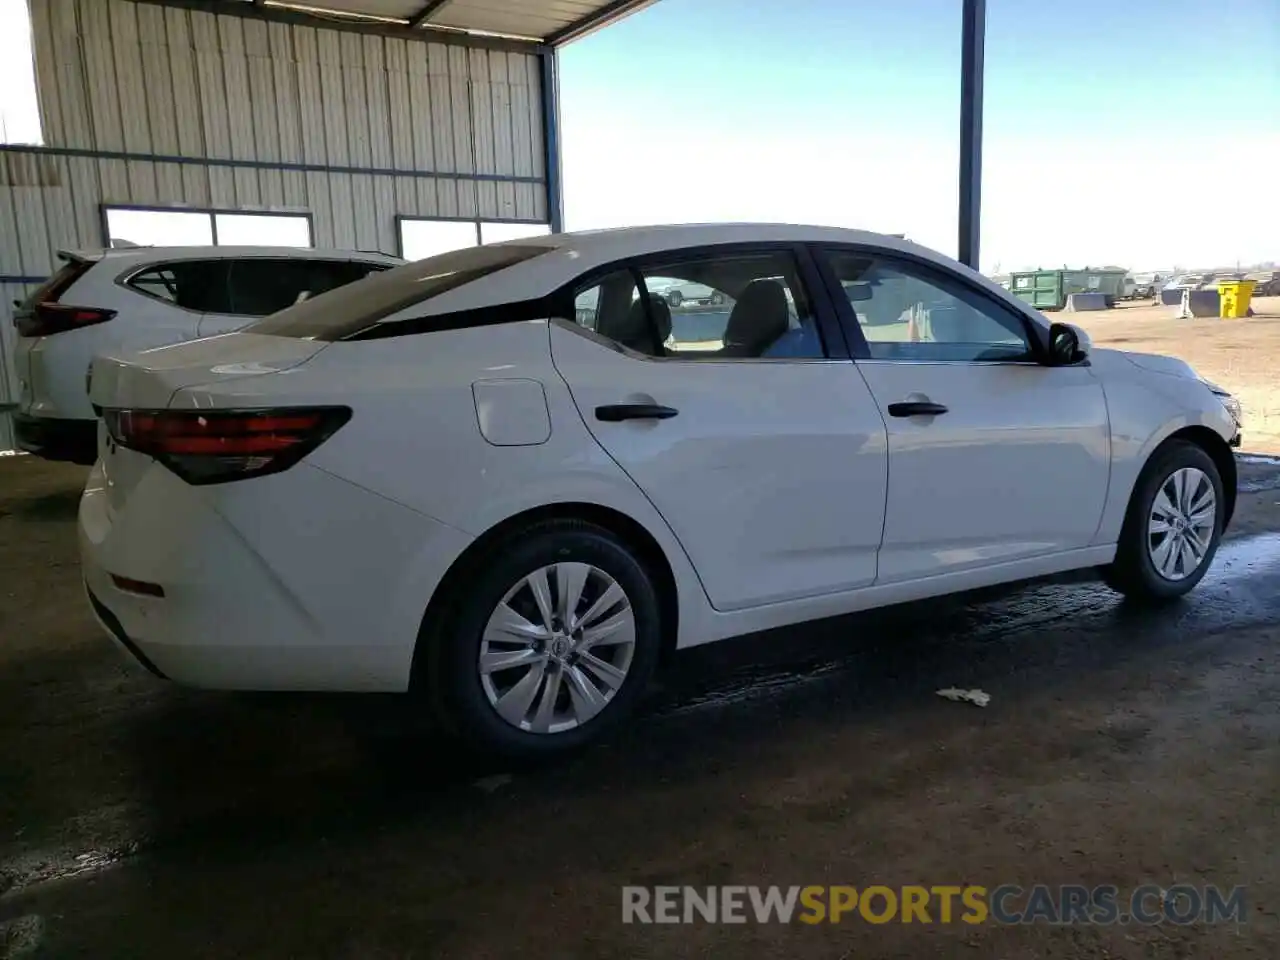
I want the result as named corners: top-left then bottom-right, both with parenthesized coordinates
top-left (655, 534), bottom-right (1280, 721)
top-left (0, 844), bottom-right (139, 900)
top-left (3, 536), bottom-right (1278, 903)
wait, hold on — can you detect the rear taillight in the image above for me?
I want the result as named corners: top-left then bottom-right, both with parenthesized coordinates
top-left (102, 407), bottom-right (351, 485)
top-left (15, 304), bottom-right (116, 338)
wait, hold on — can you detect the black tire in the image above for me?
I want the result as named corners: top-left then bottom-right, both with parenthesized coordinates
top-left (425, 519), bottom-right (661, 759)
top-left (666, 290), bottom-right (683, 308)
top-left (1101, 440), bottom-right (1224, 603)
top-left (710, 292), bottom-right (725, 306)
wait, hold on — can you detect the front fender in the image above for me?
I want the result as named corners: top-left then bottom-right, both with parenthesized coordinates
top-left (1092, 370), bottom-right (1235, 545)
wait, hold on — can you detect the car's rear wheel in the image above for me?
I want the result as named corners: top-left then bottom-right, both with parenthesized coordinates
top-left (1102, 440), bottom-right (1223, 603)
top-left (429, 520), bottom-right (661, 759)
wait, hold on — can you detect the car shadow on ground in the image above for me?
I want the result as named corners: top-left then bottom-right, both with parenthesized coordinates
top-left (0, 487), bottom-right (82, 522)
top-left (102, 569), bottom-right (1239, 872)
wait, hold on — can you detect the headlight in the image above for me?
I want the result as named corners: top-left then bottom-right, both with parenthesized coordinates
top-left (1201, 378), bottom-right (1242, 426)
top-left (1223, 394), bottom-right (1243, 426)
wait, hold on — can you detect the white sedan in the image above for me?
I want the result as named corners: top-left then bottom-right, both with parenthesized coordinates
top-left (80, 224), bottom-right (1243, 758)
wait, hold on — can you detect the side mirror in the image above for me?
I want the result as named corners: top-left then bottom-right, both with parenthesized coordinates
top-left (1048, 321), bottom-right (1090, 365)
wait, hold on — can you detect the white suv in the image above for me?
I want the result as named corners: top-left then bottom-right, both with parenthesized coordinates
top-left (12, 246), bottom-right (401, 463)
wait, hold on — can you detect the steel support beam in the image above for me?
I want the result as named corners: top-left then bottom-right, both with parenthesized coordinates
top-left (126, 0), bottom-right (545, 55)
top-left (539, 51), bottom-right (565, 232)
top-left (958, 0), bottom-right (986, 270)
top-left (409, 1), bottom-right (452, 29)
top-left (547, 0), bottom-right (659, 46)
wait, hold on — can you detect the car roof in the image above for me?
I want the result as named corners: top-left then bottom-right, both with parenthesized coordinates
top-left (513, 222), bottom-right (913, 260)
top-left (445, 223), bottom-right (966, 298)
top-left (348, 223), bottom-right (1032, 325)
top-left (62, 246), bottom-right (403, 266)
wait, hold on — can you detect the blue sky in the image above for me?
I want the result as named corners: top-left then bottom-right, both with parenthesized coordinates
top-left (560, 0), bottom-right (1280, 272)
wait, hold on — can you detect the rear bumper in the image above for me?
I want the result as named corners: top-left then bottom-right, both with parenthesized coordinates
top-left (78, 457), bottom-right (474, 692)
top-left (14, 414), bottom-right (98, 464)
top-left (84, 583), bottom-right (168, 679)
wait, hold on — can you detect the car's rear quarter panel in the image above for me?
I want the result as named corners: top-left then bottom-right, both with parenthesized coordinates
top-left (170, 320), bottom-right (709, 656)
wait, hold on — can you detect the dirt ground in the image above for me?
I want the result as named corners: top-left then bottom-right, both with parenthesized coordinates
top-left (2, 446), bottom-right (1280, 956)
top-left (1073, 295), bottom-right (1280, 454)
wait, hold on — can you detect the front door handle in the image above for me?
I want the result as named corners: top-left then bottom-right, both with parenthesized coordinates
top-left (595, 403), bottom-right (679, 422)
top-left (887, 401), bottom-right (948, 418)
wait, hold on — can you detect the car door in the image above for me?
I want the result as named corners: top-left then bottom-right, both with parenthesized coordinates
top-left (816, 246), bottom-right (1110, 585)
top-left (549, 244), bottom-right (888, 613)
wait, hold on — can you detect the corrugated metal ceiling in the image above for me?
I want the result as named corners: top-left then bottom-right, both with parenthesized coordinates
top-left (210, 0), bottom-right (655, 43)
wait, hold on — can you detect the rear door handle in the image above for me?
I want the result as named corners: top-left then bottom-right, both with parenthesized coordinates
top-left (595, 403), bottom-right (679, 422)
top-left (887, 401), bottom-right (948, 418)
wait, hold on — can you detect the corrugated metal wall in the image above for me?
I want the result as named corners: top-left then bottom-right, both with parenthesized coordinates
top-left (1, 0), bottom-right (550, 447)
top-left (0, 283), bottom-right (37, 452)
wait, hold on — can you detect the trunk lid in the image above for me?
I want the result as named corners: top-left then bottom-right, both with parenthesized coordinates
top-left (89, 332), bottom-right (328, 411)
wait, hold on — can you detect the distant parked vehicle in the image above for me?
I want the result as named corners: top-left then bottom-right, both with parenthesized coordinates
top-left (1245, 271), bottom-right (1279, 296)
top-left (12, 246), bottom-right (402, 464)
top-left (1165, 275), bottom-right (1207, 292)
top-left (1128, 273), bottom-right (1164, 298)
top-left (646, 277), bottom-right (725, 308)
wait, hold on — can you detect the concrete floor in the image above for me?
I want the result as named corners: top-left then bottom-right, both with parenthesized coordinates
top-left (2, 456), bottom-right (1280, 959)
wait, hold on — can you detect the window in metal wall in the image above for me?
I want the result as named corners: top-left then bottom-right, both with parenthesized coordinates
top-left (104, 208), bottom-right (313, 249)
top-left (480, 222), bottom-right (553, 245)
top-left (398, 219), bottom-right (480, 261)
top-left (214, 213), bottom-right (312, 247)
top-left (0, 0), bottom-right (42, 145)
top-left (106, 209), bottom-right (214, 248)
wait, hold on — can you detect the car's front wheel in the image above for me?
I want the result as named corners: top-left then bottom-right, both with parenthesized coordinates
top-left (1102, 439), bottom-right (1224, 603)
top-left (428, 520), bottom-right (662, 759)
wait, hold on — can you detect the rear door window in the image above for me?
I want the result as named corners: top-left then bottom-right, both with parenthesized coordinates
top-left (126, 261), bottom-right (232, 313)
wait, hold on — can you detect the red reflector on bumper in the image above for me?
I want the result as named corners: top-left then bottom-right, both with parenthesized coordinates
top-left (110, 575), bottom-right (166, 598)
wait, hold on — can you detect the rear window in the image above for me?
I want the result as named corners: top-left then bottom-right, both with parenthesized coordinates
top-left (17, 257), bottom-right (94, 311)
top-left (242, 244), bottom-right (551, 341)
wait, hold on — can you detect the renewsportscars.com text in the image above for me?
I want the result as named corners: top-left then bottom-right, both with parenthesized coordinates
top-left (622, 884), bottom-right (1247, 925)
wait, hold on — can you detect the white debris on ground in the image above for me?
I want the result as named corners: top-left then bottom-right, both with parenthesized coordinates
top-left (936, 687), bottom-right (991, 708)
top-left (473, 773), bottom-right (514, 793)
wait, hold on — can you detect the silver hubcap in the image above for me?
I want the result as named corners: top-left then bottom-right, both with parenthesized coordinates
top-left (478, 563), bottom-right (636, 734)
top-left (1147, 466), bottom-right (1216, 581)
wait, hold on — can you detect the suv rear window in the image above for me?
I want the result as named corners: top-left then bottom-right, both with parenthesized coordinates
top-left (243, 244), bottom-right (551, 341)
top-left (18, 257), bottom-right (94, 311)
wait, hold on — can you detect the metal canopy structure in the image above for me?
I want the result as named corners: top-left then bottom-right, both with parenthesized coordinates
top-left (210, 0), bottom-right (659, 45)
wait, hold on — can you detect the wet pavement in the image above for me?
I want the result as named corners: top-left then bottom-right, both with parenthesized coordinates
top-left (2, 457), bottom-right (1280, 958)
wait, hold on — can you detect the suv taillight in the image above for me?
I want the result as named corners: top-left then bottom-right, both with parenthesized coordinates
top-left (102, 407), bottom-right (351, 485)
top-left (15, 303), bottom-right (116, 338)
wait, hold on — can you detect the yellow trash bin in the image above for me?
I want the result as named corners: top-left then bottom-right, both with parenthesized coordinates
top-left (1218, 280), bottom-right (1256, 318)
